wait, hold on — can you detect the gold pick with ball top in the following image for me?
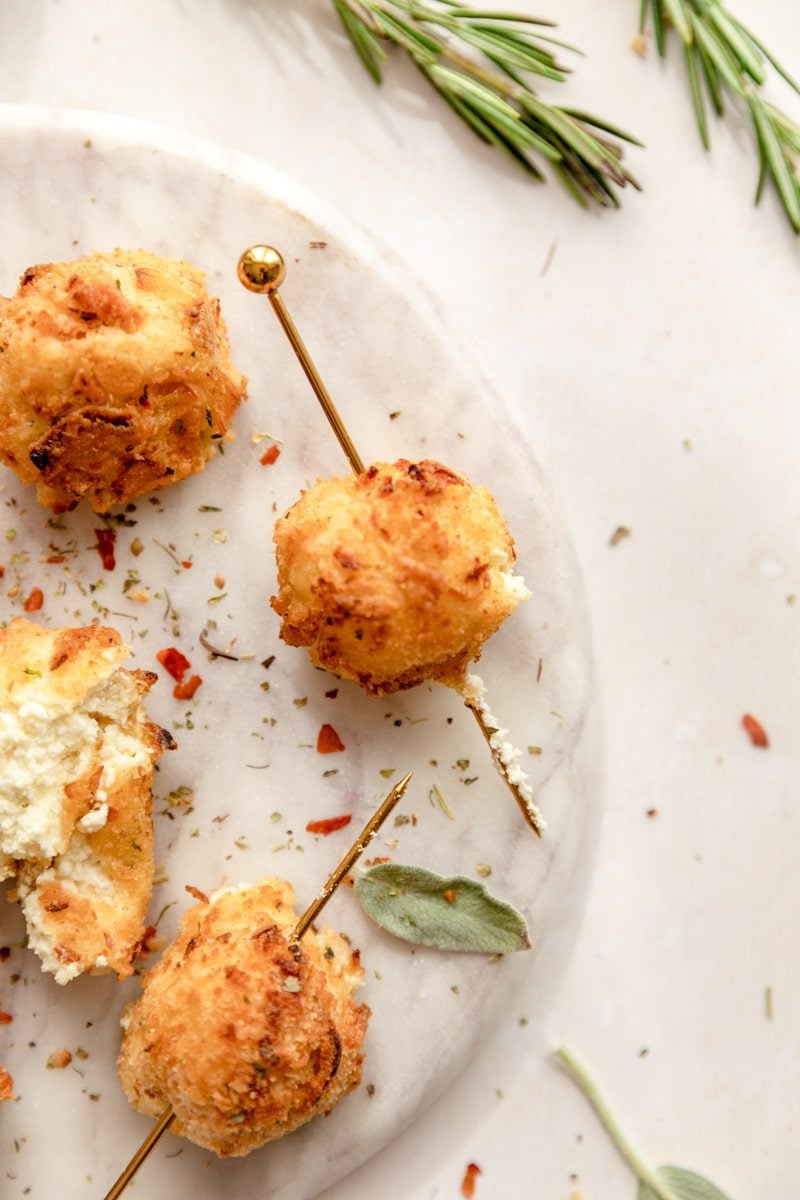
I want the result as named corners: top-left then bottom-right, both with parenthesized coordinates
top-left (238, 245), bottom-right (543, 837)
top-left (101, 770), bottom-right (413, 1200)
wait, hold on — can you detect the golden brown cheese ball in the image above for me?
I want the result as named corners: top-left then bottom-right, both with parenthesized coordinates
top-left (0, 249), bottom-right (247, 511)
top-left (118, 879), bottom-right (369, 1157)
top-left (272, 459), bottom-right (529, 696)
top-left (0, 617), bottom-right (174, 983)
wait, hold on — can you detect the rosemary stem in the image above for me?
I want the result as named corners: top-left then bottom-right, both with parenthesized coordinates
top-left (555, 1046), bottom-right (683, 1200)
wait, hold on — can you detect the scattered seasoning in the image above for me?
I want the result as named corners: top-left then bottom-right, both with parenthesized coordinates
top-left (317, 724), bottom-right (345, 754)
top-left (366, 1082), bottom-right (376, 1096)
top-left (130, 536), bottom-right (144, 556)
top-left (23, 587), bottom-right (44, 612)
top-left (293, 697), bottom-right (308, 708)
top-left (461, 1162), bottom-right (482, 1198)
top-left (325, 687), bottom-right (339, 699)
top-left (389, 411), bottom-right (401, 420)
top-left (0, 1011), bottom-right (13, 1024)
top-left (259, 445), bottom-right (281, 467)
top-left (765, 987), bottom-right (774, 1019)
top-left (475, 864), bottom-right (492, 878)
top-left (47, 1048), bottom-right (72, 1070)
top-left (646, 807), bottom-right (658, 818)
top-left (156, 647), bottom-right (191, 682)
top-left (379, 768), bottom-right (396, 779)
top-left (443, 889), bottom-right (458, 904)
top-left (0, 1067), bottom-right (12, 1102)
top-left (306, 814), bottom-right (352, 836)
top-left (430, 784), bottom-right (454, 819)
top-left (94, 527), bottom-right (117, 570)
top-left (742, 713), bottom-right (769, 748)
top-left (609, 525), bottom-right (631, 547)
top-left (173, 675), bottom-right (202, 701)
top-left (527, 745), bottom-right (542, 756)
top-left (199, 631), bottom-right (238, 661)
top-left (185, 885), bottom-right (209, 904)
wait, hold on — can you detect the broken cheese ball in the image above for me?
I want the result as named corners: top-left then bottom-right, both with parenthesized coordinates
top-left (0, 249), bottom-right (247, 511)
top-left (119, 879), bottom-right (368, 1157)
top-left (272, 459), bottom-right (529, 696)
top-left (0, 618), bottom-right (173, 983)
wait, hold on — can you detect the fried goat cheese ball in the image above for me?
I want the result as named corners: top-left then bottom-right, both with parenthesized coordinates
top-left (0, 617), bottom-right (174, 983)
top-left (118, 879), bottom-right (368, 1157)
top-left (272, 459), bottom-right (529, 696)
top-left (0, 249), bottom-right (247, 511)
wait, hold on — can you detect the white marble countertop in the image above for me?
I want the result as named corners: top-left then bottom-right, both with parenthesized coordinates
top-left (1, 2), bottom-right (798, 1197)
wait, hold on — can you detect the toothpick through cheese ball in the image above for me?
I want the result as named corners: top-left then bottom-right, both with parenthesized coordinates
top-left (118, 879), bottom-right (368, 1157)
top-left (272, 458), bottom-right (529, 697)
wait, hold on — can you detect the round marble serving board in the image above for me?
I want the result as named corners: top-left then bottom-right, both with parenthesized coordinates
top-left (0, 107), bottom-right (594, 1200)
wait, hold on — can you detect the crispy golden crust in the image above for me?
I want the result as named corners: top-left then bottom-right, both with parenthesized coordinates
top-left (272, 459), bottom-right (526, 696)
top-left (0, 250), bottom-right (247, 511)
top-left (118, 880), bottom-right (369, 1157)
top-left (1, 617), bottom-right (174, 982)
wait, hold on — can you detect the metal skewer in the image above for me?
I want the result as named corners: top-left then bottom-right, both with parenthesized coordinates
top-left (102, 771), bottom-right (413, 1200)
top-left (238, 245), bottom-right (542, 837)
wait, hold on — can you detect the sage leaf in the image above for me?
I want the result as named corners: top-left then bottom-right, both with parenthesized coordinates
top-left (354, 864), bottom-right (531, 953)
top-left (639, 1167), bottom-right (731, 1200)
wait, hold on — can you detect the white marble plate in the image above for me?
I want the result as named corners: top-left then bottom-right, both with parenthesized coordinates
top-left (0, 107), bottom-right (593, 1200)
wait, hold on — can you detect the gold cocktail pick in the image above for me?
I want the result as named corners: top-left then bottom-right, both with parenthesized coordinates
top-left (101, 770), bottom-right (413, 1200)
top-left (238, 245), bottom-right (543, 838)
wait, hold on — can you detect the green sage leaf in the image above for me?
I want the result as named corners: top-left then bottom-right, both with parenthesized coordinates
top-left (638, 1166), bottom-right (732, 1200)
top-left (355, 863), bottom-right (531, 953)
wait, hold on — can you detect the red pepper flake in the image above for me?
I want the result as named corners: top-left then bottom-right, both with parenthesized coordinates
top-left (173, 675), bottom-right (202, 701)
top-left (306, 814), bottom-right (352, 836)
top-left (317, 724), bottom-right (345, 754)
top-left (443, 889), bottom-right (458, 904)
top-left (185, 884), bottom-right (210, 904)
top-left (0, 1012), bottom-right (12, 1025)
top-left (461, 1163), bottom-right (482, 1198)
top-left (0, 566), bottom-right (4, 578)
top-left (156, 647), bottom-right (191, 682)
top-left (742, 713), bottom-right (769, 748)
top-left (0, 1067), bottom-right (13, 1103)
top-left (364, 855), bottom-right (391, 866)
top-left (23, 588), bottom-right (43, 612)
top-left (43, 554), bottom-right (66, 564)
top-left (47, 1048), bottom-right (72, 1070)
top-left (181, 560), bottom-right (193, 569)
top-left (94, 527), bottom-right (116, 571)
top-left (260, 444), bottom-right (281, 467)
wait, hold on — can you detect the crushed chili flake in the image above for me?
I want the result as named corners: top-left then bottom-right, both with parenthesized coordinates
top-left (0, 566), bottom-right (5, 578)
top-left (461, 1162), bottom-right (482, 1198)
top-left (364, 855), bottom-right (391, 866)
top-left (306, 814), bottom-right (352, 836)
top-left (443, 889), bottom-right (458, 904)
top-left (23, 587), bottom-right (43, 612)
top-left (43, 554), bottom-right (66, 564)
top-left (185, 884), bottom-right (210, 904)
top-left (0, 1067), bottom-right (12, 1103)
top-left (181, 560), bottom-right (193, 569)
top-left (156, 647), bottom-right (191, 682)
top-left (742, 713), bottom-right (769, 747)
top-left (317, 724), bottom-right (345, 754)
top-left (0, 1011), bottom-right (12, 1024)
top-left (94, 527), bottom-right (117, 570)
top-left (47, 1048), bottom-right (72, 1070)
top-left (173, 675), bottom-right (202, 701)
top-left (260, 445), bottom-right (281, 467)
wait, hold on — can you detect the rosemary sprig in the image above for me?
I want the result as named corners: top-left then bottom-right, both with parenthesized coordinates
top-left (640, 0), bottom-right (800, 232)
top-left (331, 0), bottom-right (642, 208)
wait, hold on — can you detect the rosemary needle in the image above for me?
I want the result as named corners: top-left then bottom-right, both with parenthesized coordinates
top-left (330, 0), bottom-right (642, 209)
top-left (641, 0), bottom-right (800, 233)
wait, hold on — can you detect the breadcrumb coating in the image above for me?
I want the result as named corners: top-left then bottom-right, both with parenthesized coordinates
top-left (272, 459), bottom-right (528, 696)
top-left (0, 249), bottom-right (247, 511)
top-left (118, 879), bottom-right (369, 1157)
top-left (0, 618), bottom-right (173, 982)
